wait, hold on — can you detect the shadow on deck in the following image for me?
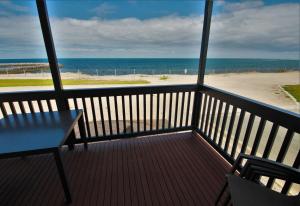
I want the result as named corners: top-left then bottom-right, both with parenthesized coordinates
top-left (0, 132), bottom-right (231, 206)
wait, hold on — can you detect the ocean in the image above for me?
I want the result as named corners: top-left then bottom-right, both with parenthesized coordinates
top-left (0, 58), bottom-right (299, 75)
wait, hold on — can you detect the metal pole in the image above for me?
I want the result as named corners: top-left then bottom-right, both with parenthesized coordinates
top-left (191, 0), bottom-right (213, 128)
top-left (36, 0), bottom-right (67, 110)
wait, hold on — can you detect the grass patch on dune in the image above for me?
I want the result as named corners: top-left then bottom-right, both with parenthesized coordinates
top-left (283, 84), bottom-right (300, 102)
top-left (159, 75), bottom-right (169, 80)
top-left (0, 79), bottom-right (150, 87)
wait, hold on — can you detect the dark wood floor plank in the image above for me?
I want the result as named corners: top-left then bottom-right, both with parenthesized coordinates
top-left (121, 140), bottom-right (132, 206)
top-left (132, 139), bottom-right (153, 206)
top-left (96, 142), bottom-right (110, 206)
top-left (144, 137), bottom-right (176, 206)
top-left (150, 136), bottom-right (192, 206)
top-left (135, 139), bottom-right (160, 206)
top-left (0, 132), bottom-right (231, 206)
top-left (172, 137), bottom-right (215, 204)
top-left (126, 139), bottom-right (139, 206)
top-left (116, 140), bottom-right (125, 206)
top-left (175, 136), bottom-right (226, 203)
top-left (129, 138), bottom-right (145, 206)
top-left (103, 142), bottom-right (114, 206)
top-left (156, 136), bottom-right (197, 206)
top-left (87, 143), bottom-right (103, 206)
top-left (7, 156), bottom-right (49, 205)
top-left (163, 136), bottom-right (209, 204)
top-left (147, 137), bottom-right (182, 206)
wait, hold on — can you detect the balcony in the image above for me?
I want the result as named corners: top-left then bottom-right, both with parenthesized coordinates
top-left (0, 84), bottom-right (299, 205)
top-left (0, 0), bottom-right (299, 205)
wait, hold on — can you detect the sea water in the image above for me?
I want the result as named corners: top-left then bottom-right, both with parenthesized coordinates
top-left (0, 58), bottom-right (298, 75)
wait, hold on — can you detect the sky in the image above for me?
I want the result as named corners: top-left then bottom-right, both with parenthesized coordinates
top-left (0, 0), bottom-right (299, 59)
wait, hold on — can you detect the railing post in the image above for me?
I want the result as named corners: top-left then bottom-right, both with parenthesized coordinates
top-left (36, 0), bottom-right (68, 111)
top-left (191, 0), bottom-right (213, 129)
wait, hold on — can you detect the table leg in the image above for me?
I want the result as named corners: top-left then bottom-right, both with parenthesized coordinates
top-left (54, 149), bottom-right (72, 204)
top-left (78, 115), bottom-right (88, 150)
top-left (67, 130), bottom-right (76, 151)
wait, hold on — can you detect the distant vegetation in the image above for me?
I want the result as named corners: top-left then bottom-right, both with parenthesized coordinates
top-left (159, 75), bottom-right (169, 80)
top-left (283, 84), bottom-right (300, 102)
top-left (0, 79), bottom-right (150, 87)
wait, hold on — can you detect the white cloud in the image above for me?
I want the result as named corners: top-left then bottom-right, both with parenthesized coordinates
top-left (222, 0), bottom-right (264, 11)
top-left (91, 3), bottom-right (117, 17)
top-left (208, 2), bottom-right (300, 59)
top-left (0, 0), bottom-right (29, 12)
top-left (0, 2), bottom-right (299, 59)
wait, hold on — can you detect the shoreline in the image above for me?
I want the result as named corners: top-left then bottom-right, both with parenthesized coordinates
top-left (0, 70), bottom-right (298, 79)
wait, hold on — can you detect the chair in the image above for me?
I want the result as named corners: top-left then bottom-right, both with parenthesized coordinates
top-left (215, 153), bottom-right (300, 206)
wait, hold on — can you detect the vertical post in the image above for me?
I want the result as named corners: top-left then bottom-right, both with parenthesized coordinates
top-left (191, 0), bottom-right (213, 129)
top-left (36, 0), bottom-right (67, 110)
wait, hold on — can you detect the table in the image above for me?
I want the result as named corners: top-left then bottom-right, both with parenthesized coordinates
top-left (227, 175), bottom-right (300, 206)
top-left (0, 110), bottom-right (87, 203)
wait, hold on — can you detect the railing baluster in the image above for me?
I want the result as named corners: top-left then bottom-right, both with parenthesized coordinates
top-left (98, 97), bottom-right (106, 137)
top-left (276, 129), bottom-right (294, 162)
top-left (47, 99), bottom-right (53, 112)
top-left (174, 92), bottom-right (179, 128)
top-left (266, 129), bottom-right (294, 188)
top-left (204, 96), bottom-right (212, 134)
top-left (281, 150), bottom-right (300, 194)
top-left (180, 92), bottom-right (185, 127)
top-left (18, 101), bottom-right (26, 114)
top-left (224, 106), bottom-right (237, 152)
top-left (213, 100), bottom-right (223, 143)
top-left (250, 118), bottom-right (266, 155)
top-left (129, 95), bottom-right (133, 133)
top-left (168, 93), bottom-right (173, 129)
top-left (73, 98), bottom-right (78, 110)
top-left (114, 96), bottom-right (120, 135)
top-left (37, 100), bottom-right (44, 112)
top-left (208, 98), bottom-right (217, 138)
top-left (106, 96), bottom-right (113, 136)
top-left (122, 95), bottom-right (126, 133)
top-left (91, 97), bottom-right (99, 137)
top-left (150, 94), bottom-right (153, 131)
top-left (143, 94), bottom-right (146, 131)
top-left (162, 93), bottom-right (166, 129)
top-left (9, 102), bottom-right (17, 114)
top-left (0, 102), bottom-right (8, 117)
top-left (240, 113), bottom-right (255, 154)
top-left (154, 94), bottom-right (159, 131)
top-left (262, 123), bottom-right (279, 158)
top-left (200, 94), bottom-right (208, 131)
top-left (231, 110), bottom-right (245, 157)
top-left (82, 98), bottom-right (91, 138)
top-left (136, 95), bottom-right (140, 133)
top-left (185, 91), bottom-right (191, 126)
top-left (28, 101), bottom-right (35, 113)
top-left (218, 103), bottom-right (230, 147)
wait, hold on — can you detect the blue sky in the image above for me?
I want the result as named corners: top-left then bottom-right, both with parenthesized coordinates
top-left (7, 0), bottom-right (299, 19)
top-left (0, 0), bottom-right (299, 59)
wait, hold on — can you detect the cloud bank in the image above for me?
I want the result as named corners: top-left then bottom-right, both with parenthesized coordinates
top-left (0, 2), bottom-right (299, 59)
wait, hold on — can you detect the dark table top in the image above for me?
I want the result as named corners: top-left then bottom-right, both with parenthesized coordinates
top-left (227, 175), bottom-right (300, 206)
top-left (0, 110), bottom-right (82, 157)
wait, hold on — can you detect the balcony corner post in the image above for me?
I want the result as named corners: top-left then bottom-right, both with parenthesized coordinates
top-left (191, 0), bottom-right (213, 130)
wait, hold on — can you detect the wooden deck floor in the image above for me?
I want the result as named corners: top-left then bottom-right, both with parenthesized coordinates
top-left (0, 132), bottom-right (230, 206)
